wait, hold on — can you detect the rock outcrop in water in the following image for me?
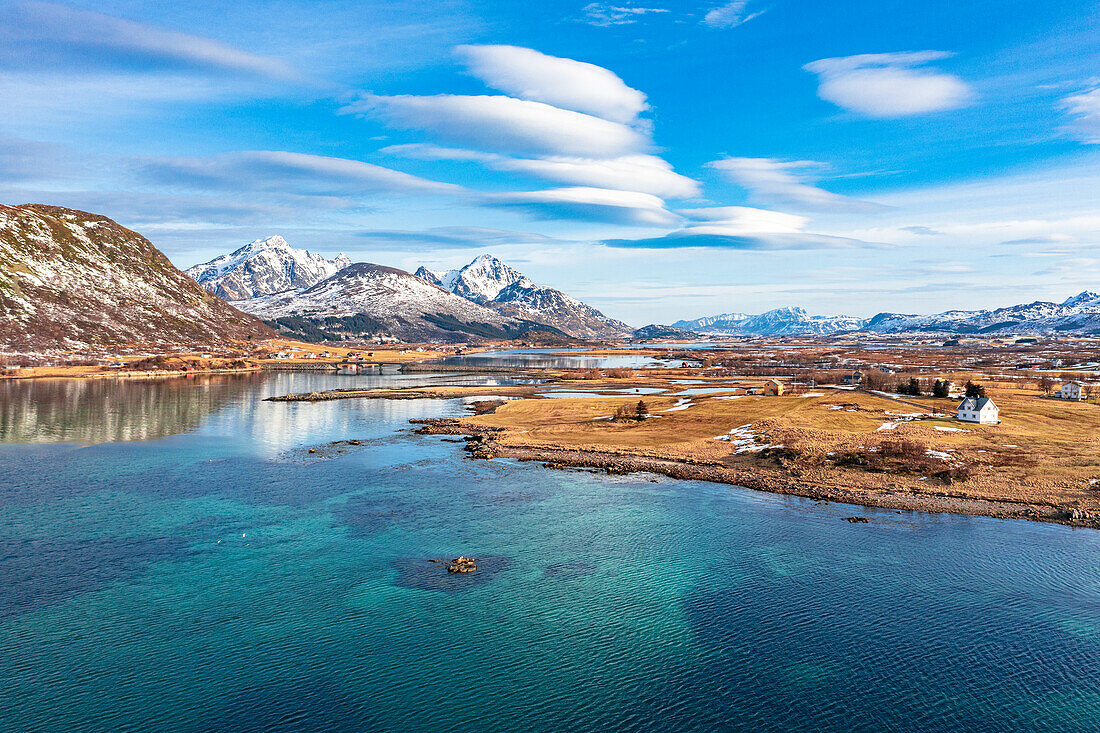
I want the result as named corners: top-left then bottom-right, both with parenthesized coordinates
top-left (447, 557), bottom-right (478, 573)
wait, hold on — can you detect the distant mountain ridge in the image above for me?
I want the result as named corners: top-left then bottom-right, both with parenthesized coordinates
top-left (676, 292), bottom-right (1100, 336)
top-left (865, 292), bottom-right (1100, 335)
top-left (0, 204), bottom-right (273, 352)
top-left (674, 307), bottom-right (865, 336)
top-left (632, 324), bottom-right (698, 340)
top-left (185, 235), bottom-right (350, 300)
top-left (416, 254), bottom-right (631, 339)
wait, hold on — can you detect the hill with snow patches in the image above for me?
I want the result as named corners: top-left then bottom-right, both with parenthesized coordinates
top-left (0, 205), bottom-right (274, 352)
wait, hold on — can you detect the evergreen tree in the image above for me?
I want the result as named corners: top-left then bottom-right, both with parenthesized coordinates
top-left (965, 381), bottom-right (986, 398)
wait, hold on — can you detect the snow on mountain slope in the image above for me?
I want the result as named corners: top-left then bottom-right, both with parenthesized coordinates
top-left (491, 277), bottom-right (632, 339)
top-left (674, 307), bottom-right (865, 336)
top-left (233, 263), bottom-right (561, 342)
top-left (675, 291), bottom-right (1100, 337)
top-left (1063, 291), bottom-right (1100, 308)
top-left (417, 254), bottom-right (631, 339)
top-left (0, 204), bottom-right (274, 352)
top-left (185, 235), bottom-right (350, 300)
top-left (866, 293), bottom-right (1100, 334)
top-left (431, 254), bottom-right (526, 304)
top-left (413, 266), bottom-right (444, 287)
top-left (673, 312), bottom-right (749, 331)
top-left (632, 324), bottom-right (698, 340)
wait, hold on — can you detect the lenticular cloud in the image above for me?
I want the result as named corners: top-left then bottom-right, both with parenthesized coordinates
top-left (803, 51), bottom-right (971, 118)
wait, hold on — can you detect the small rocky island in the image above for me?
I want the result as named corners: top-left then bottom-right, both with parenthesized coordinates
top-left (448, 557), bottom-right (478, 573)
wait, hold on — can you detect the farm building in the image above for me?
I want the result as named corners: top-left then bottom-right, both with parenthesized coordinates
top-left (957, 396), bottom-right (999, 424)
top-left (764, 379), bottom-right (784, 396)
top-left (1059, 382), bottom-right (1084, 401)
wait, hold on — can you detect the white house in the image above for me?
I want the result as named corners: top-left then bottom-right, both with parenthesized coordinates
top-left (957, 396), bottom-right (1000, 424)
top-left (1060, 381), bottom-right (1084, 401)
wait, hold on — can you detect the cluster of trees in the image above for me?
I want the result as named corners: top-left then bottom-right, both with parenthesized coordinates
top-left (895, 378), bottom-right (924, 396)
top-left (613, 400), bottom-right (649, 422)
top-left (889, 377), bottom-right (979, 399)
top-left (894, 377), bottom-right (951, 397)
top-left (964, 381), bottom-right (987, 398)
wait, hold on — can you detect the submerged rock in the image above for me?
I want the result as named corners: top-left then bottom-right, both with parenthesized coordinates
top-left (845, 516), bottom-right (870, 523)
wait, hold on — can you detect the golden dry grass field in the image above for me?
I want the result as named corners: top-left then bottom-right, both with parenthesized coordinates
top-left (456, 379), bottom-right (1100, 516)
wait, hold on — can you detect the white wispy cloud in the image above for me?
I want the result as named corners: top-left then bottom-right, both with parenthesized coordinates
top-left (344, 94), bottom-right (648, 158)
top-left (455, 45), bottom-right (648, 124)
top-left (604, 205), bottom-right (881, 249)
top-left (1061, 87), bottom-right (1100, 143)
top-left (354, 226), bottom-right (561, 251)
top-left (707, 157), bottom-right (882, 211)
top-left (1, 1), bottom-right (301, 81)
top-left (489, 186), bottom-right (679, 226)
top-left (803, 51), bottom-right (972, 118)
top-left (702, 1), bottom-right (765, 29)
top-left (140, 150), bottom-right (459, 195)
top-left (382, 144), bottom-right (699, 198)
top-left (678, 206), bottom-right (809, 234)
top-left (580, 3), bottom-right (670, 27)
top-left (350, 46), bottom-right (696, 224)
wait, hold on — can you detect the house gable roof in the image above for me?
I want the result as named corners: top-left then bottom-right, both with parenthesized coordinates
top-left (958, 396), bottom-right (997, 411)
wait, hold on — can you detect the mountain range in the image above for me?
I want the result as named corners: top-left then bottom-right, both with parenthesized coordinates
top-left (0, 205), bottom-right (273, 352)
top-left (676, 293), bottom-right (1100, 337)
top-left (236, 262), bottom-right (564, 343)
top-left (415, 255), bottom-right (631, 339)
top-left (184, 238), bottom-right (631, 342)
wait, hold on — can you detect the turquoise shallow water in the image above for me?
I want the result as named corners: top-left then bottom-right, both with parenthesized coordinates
top-left (3, 373), bottom-right (1100, 731)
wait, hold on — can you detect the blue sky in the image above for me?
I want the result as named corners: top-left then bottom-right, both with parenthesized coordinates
top-left (2, 0), bottom-right (1098, 324)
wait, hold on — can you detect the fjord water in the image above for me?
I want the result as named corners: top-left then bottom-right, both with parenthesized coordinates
top-left (3, 374), bottom-right (1100, 732)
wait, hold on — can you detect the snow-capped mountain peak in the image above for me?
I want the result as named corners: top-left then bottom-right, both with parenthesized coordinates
top-left (413, 266), bottom-right (445, 287)
top-left (185, 236), bottom-right (351, 301)
top-left (441, 254), bottom-right (526, 304)
top-left (241, 234), bottom-right (288, 255)
top-left (1063, 291), bottom-right (1100, 308)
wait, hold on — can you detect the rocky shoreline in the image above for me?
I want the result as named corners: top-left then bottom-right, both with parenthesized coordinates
top-left (268, 389), bottom-right (451, 402)
top-left (412, 418), bottom-right (1100, 530)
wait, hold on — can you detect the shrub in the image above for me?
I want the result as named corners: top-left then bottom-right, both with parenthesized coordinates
top-left (605, 368), bottom-right (634, 378)
top-left (881, 439), bottom-right (926, 460)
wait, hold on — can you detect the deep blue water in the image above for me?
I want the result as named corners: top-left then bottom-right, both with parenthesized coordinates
top-left (2, 373), bottom-right (1100, 732)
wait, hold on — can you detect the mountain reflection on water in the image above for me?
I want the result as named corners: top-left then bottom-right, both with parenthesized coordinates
top-left (0, 371), bottom-right (518, 448)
